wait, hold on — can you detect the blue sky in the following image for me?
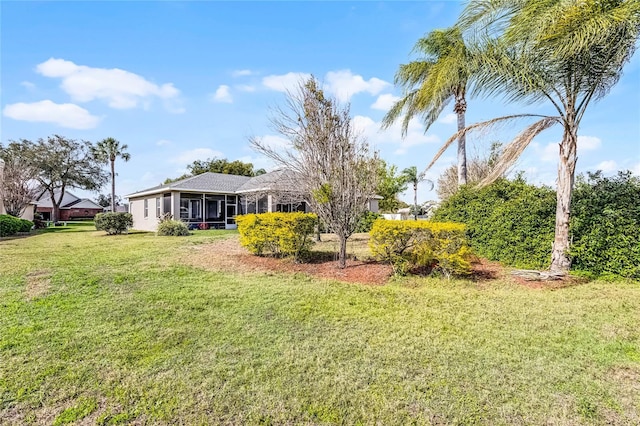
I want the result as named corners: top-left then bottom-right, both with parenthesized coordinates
top-left (2, 1), bottom-right (639, 203)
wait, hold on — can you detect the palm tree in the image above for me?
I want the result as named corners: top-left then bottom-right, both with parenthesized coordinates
top-left (383, 27), bottom-right (474, 185)
top-left (401, 166), bottom-right (433, 220)
top-left (92, 138), bottom-right (131, 212)
top-left (436, 0), bottom-right (640, 273)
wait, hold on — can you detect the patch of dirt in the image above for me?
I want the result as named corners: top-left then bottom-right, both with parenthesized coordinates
top-left (181, 237), bottom-right (393, 285)
top-left (470, 258), bottom-right (505, 282)
top-left (181, 236), bottom-right (585, 289)
top-left (25, 269), bottom-right (52, 299)
top-left (510, 273), bottom-right (586, 290)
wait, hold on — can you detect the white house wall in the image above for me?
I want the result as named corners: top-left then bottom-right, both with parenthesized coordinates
top-left (129, 196), bottom-right (160, 232)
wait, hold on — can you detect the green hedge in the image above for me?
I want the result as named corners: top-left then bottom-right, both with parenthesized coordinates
top-left (236, 212), bottom-right (317, 261)
top-left (369, 219), bottom-right (473, 276)
top-left (18, 219), bottom-right (34, 232)
top-left (570, 171), bottom-right (640, 279)
top-left (433, 178), bottom-right (556, 269)
top-left (95, 212), bottom-right (133, 235)
top-left (0, 214), bottom-right (22, 237)
top-left (433, 172), bottom-right (640, 278)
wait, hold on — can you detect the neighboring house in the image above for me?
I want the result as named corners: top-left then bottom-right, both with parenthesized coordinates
top-left (36, 191), bottom-right (104, 221)
top-left (126, 170), bottom-right (380, 232)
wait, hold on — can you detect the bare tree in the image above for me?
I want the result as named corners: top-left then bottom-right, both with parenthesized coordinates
top-left (250, 77), bottom-right (379, 268)
top-left (436, 141), bottom-right (503, 200)
top-left (0, 142), bottom-right (39, 217)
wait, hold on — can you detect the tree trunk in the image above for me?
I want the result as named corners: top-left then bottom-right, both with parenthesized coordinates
top-left (110, 159), bottom-right (116, 212)
top-left (454, 94), bottom-right (468, 186)
top-left (413, 183), bottom-right (418, 220)
top-left (550, 124), bottom-right (578, 274)
top-left (338, 235), bottom-right (347, 269)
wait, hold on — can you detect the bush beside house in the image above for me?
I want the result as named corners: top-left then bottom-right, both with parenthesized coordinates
top-left (236, 212), bottom-right (317, 261)
top-left (95, 212), bottom-right (133, 235)
top-left (0, 214), bottom-right (33, 237)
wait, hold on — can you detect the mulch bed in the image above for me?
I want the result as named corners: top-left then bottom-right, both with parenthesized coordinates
top-left (182, 237), bottom-right (584, 288)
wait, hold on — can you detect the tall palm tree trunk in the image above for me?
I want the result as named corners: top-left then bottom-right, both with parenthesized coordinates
top-left (413, 183), bottom-right (418, 220)
top-left (550, 124), bottom-right (578, 273)
top-left (110, 159), bottom-right (116, 212)
top-left (454, 94), bottom-right (468, 185)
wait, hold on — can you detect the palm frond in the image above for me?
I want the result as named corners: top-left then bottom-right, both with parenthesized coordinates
top-left (477, 116), bottom-right (559, 187)
top-left (422, 113), bottom-right (554, 175)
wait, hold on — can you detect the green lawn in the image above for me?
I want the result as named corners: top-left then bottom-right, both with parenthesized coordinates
top-left (1, 223), bottom-right (639, 425)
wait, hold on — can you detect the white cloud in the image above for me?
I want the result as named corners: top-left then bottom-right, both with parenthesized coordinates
top-left (352, 115), bottom-right (439, 155)
top-left (235, 84), bottom-right (256, 92)
top-left (36, 58), bottom-right (181, 110)
top-left (171, 148), bottom-right (225, 166)
top-left (632, 162), bottom-right (640, 175)
top-left (371, 94), bottom-right (400, 111)
top-left (578, 135), bottom-right (601, 151)
top-left (324, 70), bottom-right (390, 102)
top-left (537, 142), bottom-right (558, 163)
top-left (3, 100), bottom-right (101, 129)
top-left (211, 85), bottom-right (233, 103)
top-left (156, 139), bottom-right (172, 146)
top-left (232, 69), bottom-right (254, 77)
top-left (262, 72), bottom-right (311, 93)
top-left (595, 160), bottom-right (618, 173)
top-left (438, 113), bottom-right (457, 124)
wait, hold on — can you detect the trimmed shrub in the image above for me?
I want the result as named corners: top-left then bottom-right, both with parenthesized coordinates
top-left (18, 219), bottom-right (34, 232)
top-left (95, 212), bottom-right (133, 235)
top-left (236, 212), bottom-right (317, 261)
top-left (369, 219), bottom-right (473, 277)
top-left (0, 214), bottom-right (22, 237)
top-left (157, 220), bottom-right (190, 236)
top-left (355, 211), bottom-right (382, 233)
top-left (570, 171), bottom-right (640, 279)
top-left (433, 178), bottom-right (556, 269)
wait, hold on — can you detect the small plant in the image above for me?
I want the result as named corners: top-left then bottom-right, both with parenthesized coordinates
top-left (95, 212), bottom-right (133, 235)
top-left (369, 219), bottom-right (473, 277)
top-left (0, 214), bottom-right (22, 237)
top-left (157, 220), bottom-right (190, 236)
top-left (18, 219), bottom-right (34, 233)
top-left (198, 223), bottom-right (209, 230)
top-left (236, 212), bottom-right (317, 261)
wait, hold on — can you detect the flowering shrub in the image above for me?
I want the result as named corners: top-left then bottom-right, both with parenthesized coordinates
top-left (236, 212), bottom-right (317, 261)
top-left (369, 219), bottom-right (473, 277)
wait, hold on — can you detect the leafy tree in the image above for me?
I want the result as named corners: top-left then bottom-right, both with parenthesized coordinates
top-left (164, 158), bottom-right (261, 184)
top-left (376, 159), bottom-right (408, 212)
top-left (383, 27), bottom-right (475, 185)
top-left (16, 135), bottom-right (107, 222)
top-left (96, 193), bottom-right (122, 209)
top-left (92, 137), bottom-right (130, 213)
top-left (431, 0), bottom-right (640, 273)
top-left (0, 142), bottom-right (39, 217)
top-left (251, 77), bottom-right (379, 268)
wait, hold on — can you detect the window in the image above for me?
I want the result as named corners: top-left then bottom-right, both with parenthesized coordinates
top-left (156, 197), bottom-right (161, 217)
top-left (144, 199), bottom-right (148, 218)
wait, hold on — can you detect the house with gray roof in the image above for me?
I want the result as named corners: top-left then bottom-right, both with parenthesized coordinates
top-left (126, 169), bottom-right (380, 231)
top-left (126, 170), bottom-right (309, 231)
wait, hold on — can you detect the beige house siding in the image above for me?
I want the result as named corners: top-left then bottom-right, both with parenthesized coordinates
top-left (129, 195), bottom-right (161, 232)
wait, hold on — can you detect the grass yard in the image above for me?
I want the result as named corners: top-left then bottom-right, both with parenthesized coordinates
top-left (1, 223), bottom-right (639, 425)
